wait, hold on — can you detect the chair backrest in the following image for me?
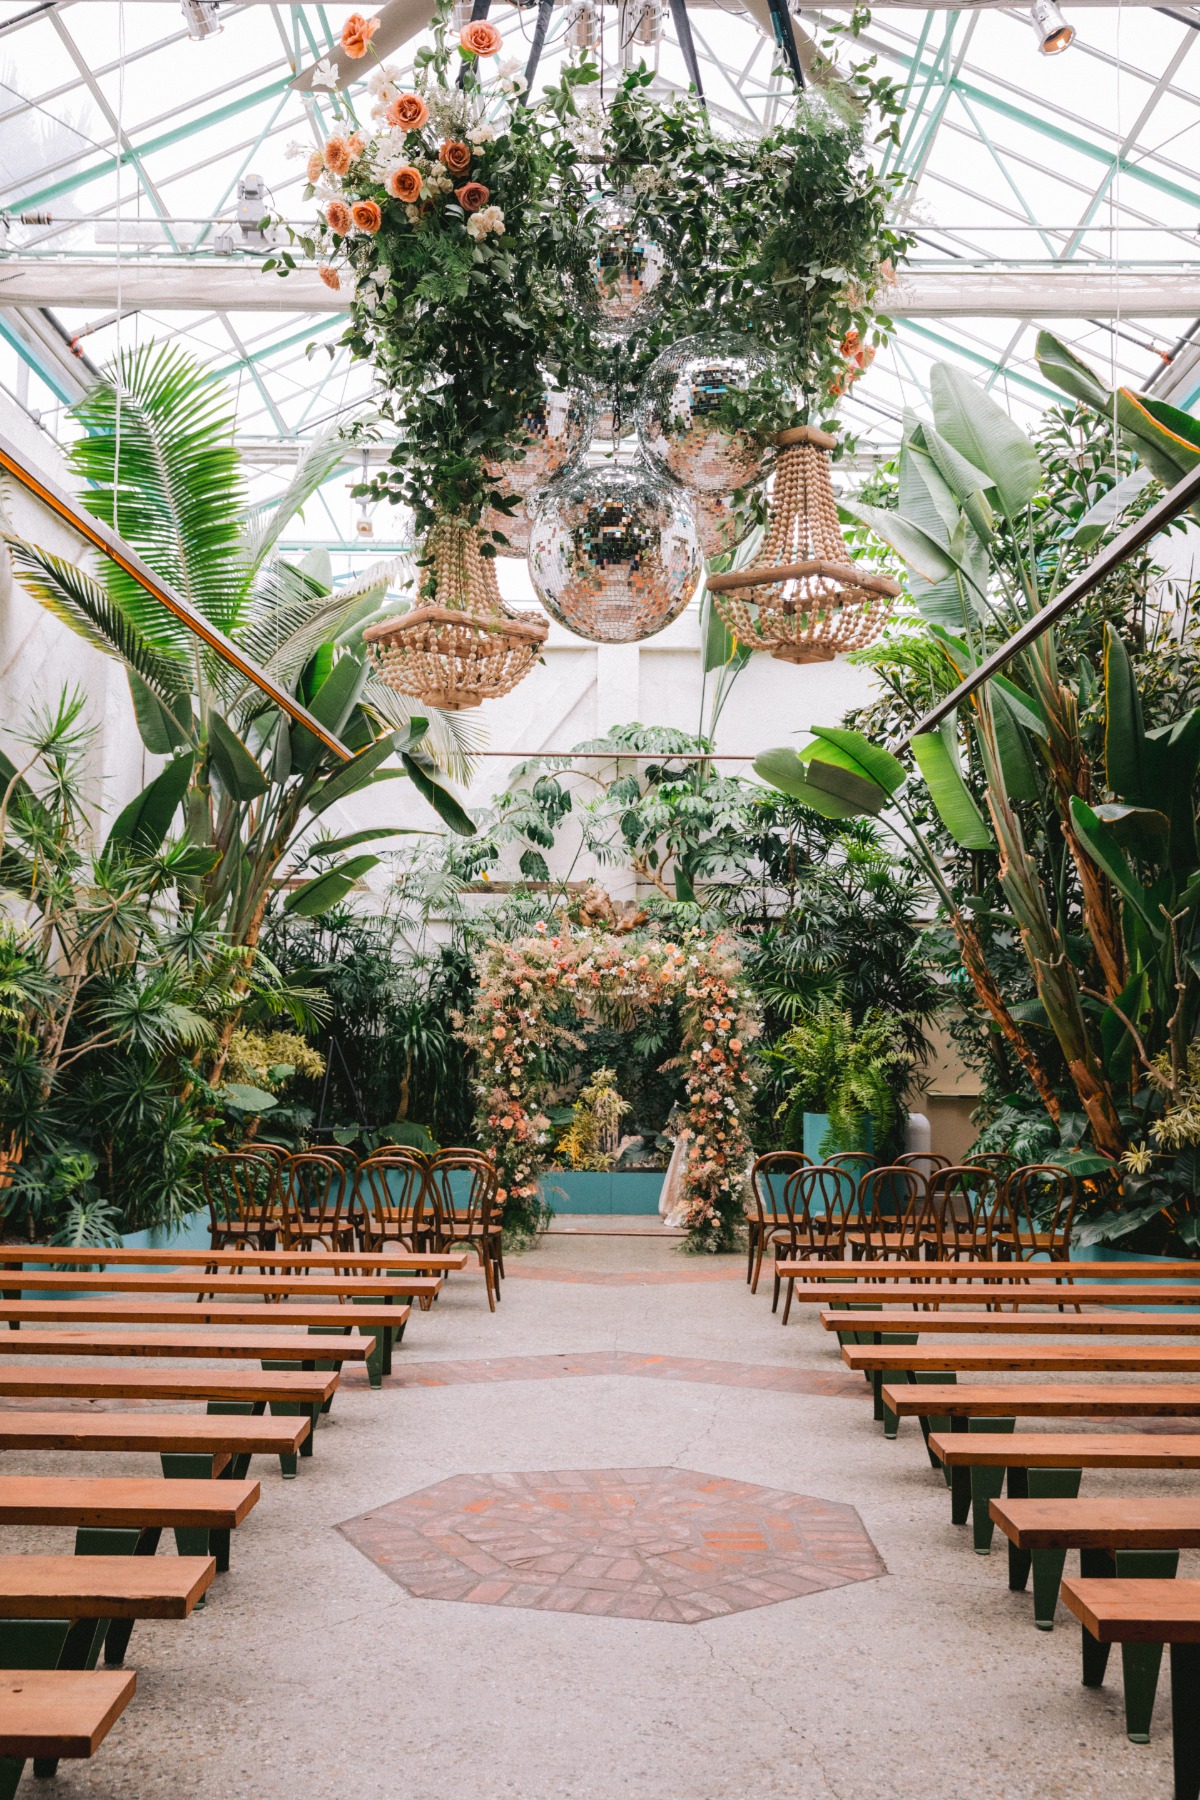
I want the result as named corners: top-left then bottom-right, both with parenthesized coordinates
top-left (357, 1151), bottom-right (431, 1238)
top-left (825, 1151), bottom-right (875, 1179)
top-left (750, 1152), bottom-right (809, 1225)
top-left (785, 1165), bottom-right (856, 1257)
top-left (993, 1163), bottom-right (1078, 1259)
top-left (853, 1166), bottom-right (927, 1260)
top-left (970, 1151), bottom-right (1018, 1177)
top-left (925, 1165), bottom-right (1000, 1258)
top-left (279, 1151), bottom-right (349, 1245)
top-left (895, 1152), bottom-right (950, 1178)
top-left (424, 1150), bottom-right (497, 1232)
top-left (202, 1152), bottom-right (278, 1236)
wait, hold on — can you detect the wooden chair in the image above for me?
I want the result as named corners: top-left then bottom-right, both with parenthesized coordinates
top-left (971, 1150), bottom-right (1018, 1177)
top-left (746, 1152), bottom-right (808, 1294)
top-left (825, 1151), bottom-right (875, 1178)
top-left (277, 1152), bottom-right (355, 1255)
top-left (846, 1166), bottom-right (927, 1262)
top-left (924, 1164), bottom-right (1001, 1260)
top-left (201, 1153), bottom-right (279, 1252)
top-left (989, 1163), bottom-right (1078, 1261)
top-left (424, 1151), bottom-right (501, 1311)
top-left (895, 1152), bottom-right (950, 1180)
top-left (779, 1166), bottom-right (856, 1323)
top-left (357, 1153), bottom-right (436, 1306)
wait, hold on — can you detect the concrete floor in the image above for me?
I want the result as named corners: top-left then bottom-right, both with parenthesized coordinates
top-left (7, 1224), bottom-right (1186, 1799)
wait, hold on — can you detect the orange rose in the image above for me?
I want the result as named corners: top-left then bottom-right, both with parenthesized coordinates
top-left (387, 93), bottom-right (429, 130)
top-left (439, 139), bottom-right (472, 175)
top-left (455, 181), bottom-right (489, 213)
top-left (351, 199), bottom-right (382, 233)
top-left (340, 11), bottom-right (379, 58)
top-left (387, 166), bottom-right (422, 203)
top-left (306, 150), bottom-right (324, 184)
top-left (323, 135), bottom-right (352, 176)
top-left (318, 264), bottom-right (341, 291)
top-left (346, 133), bottom-right (365, 159)
top-left (325, 199), bottom-right (353, 235)
top-left (460, 19), bottom-right (502, 55)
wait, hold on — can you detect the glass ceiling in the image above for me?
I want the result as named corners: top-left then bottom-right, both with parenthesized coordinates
top-left (1, 0), bottom-right (1198, 566)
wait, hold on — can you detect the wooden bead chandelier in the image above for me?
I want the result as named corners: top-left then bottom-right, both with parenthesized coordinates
top-left (363, 519), bottom-right (547, 711)
top-left (705, 426), bottom-right (900, 664)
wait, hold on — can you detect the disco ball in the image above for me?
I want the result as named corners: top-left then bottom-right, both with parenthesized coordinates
top-left (637, 334), bottom-right (775, 495)
top-left (481, 497), bottom-right (532, 557)
top-left (528, 464), bottom-right (701, 644)
top-left (692, 489), bottom-right (756, 561)
top-left (592, 197), bottom-right (665, 335)
top-left (485, 384), bottom-right (595, 497)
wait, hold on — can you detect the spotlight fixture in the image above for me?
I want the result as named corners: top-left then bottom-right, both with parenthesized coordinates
top-left (1029, 0), bottom-right (1075, 54)
top-left (181, 1), bottom-right (222, 39)
top-left (564, 0), bottom-right (600, 50)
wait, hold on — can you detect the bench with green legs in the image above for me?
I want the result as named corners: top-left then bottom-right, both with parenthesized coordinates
top-left (0, 1410), bottom-right (310, 1482)
top-left (0, 1668), bottom-right (135, 1800)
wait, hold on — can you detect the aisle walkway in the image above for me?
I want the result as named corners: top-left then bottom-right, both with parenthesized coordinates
top-left (15, 1225), bottom-right (1178, 1799)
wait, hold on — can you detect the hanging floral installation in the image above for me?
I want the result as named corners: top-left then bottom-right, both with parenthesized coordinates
top-left (457, 927), bottom-right (757, 1251)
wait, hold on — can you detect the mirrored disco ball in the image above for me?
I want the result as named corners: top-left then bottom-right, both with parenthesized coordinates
top-left (692, 489), bottom-right (755, 561)
top-left (484, 385), bottom-right (596, 497)
top-left (637, 334), bottom-right (774, 494)
top-left (529, 464), bottom-right (701, 643)
top-left (592, 197), bottom-right (665, 334)
top-left (481, 497), bottom-right (532, 557)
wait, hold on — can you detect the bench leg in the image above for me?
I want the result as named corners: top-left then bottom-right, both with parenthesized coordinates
top-left (1118, 1549), bottom-right (1179, 1743)
top-left (1171, 1641), bottom-right (1200, 1800)
top-left (900, 1368), bottom-right (954, 1460)
top-left (0, 1759), bottom-right (22, 1800)
top-left (75, 1527), bottom-right (161, 1666)
top-left (965, 1420), bottom-right (1016, 1551)
top-left (161, 1452), bottom-right (217, 1556)
top-left (1005, 1468), bottom-right (1083, 1625)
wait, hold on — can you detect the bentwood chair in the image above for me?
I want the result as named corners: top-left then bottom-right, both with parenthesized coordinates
top-left (778, 1166), bottom-right (858, 1324)
top-left (277, 1151), bottom-right (355, 1255)
top-left (895, 1152), bottom-right (950, 1181)
top-left (202, 1151), bottom-right (282, 1253)
top-left (424, 1149), bottom-right (502, 1311)
top-left (357, 1151), bottom-right (434, 1254)
top-left (924, 1165), bottom-right (1001, 1260)
top-left (989, 1163), bottom-right (1078, 1262)
top-left (970, 1151), bottom-right (1019, 1180)
top-left (747, 1152), bottom-right (809, 1294)
top-left (846, 1166), bottom-right (928, 1263)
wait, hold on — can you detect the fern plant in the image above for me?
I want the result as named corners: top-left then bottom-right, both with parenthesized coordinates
top-left (764, 1004), bottom-right (915, 1159)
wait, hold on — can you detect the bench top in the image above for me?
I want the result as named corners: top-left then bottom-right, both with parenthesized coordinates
top-left (0, 1300), bottom-right (414, 1330)
top-left (1062, 1577), bottom-right (1200, 1643)
top-left (787, 1284), bottom-right (1200, 1306)
top-left (0, 1271), bottom-right (438, 1298)
top-left (0, 1553), bottom-right (214, 1617)
top-left (0, 1410), bottom-right (309, 1455)
top-left (819, 1309), bottom-right (1200, 1335)
top-left (0, 1669), bottom-right (135, 1759)
top-left (882, 1381), bottom-right (1200, 1417)
top-left (3, 1248), bottom-right (468, 1271)
top-left (0, 1330), bottom-right (373, 1361)
top-left (0, 1367), bottom-right (339, 1404)
top-left (845, 1346), bottom-right (1200, 1373)
top-left (778, 1260), bottom-right (1200, 1279)
top-left (0, 1475), bottom-right (259, 1528)
top-left (990, 1497), bottom-right (1200, 1550)
top-left (929, 1431), bottom-right (1200, 1468)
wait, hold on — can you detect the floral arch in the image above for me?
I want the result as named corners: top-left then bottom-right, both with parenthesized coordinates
top-left (458, 927), bottom-right (757, 1252)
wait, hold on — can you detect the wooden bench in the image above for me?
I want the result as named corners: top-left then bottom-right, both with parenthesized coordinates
top-left (0, 1473), bottom-right (259, 1583)
top-left (884, 1381), bottom-right (1200, 1425)
top-left (0, 1328), bottom-right (374, 1364)
top-left (777, 1259), bottom-right (1200, 1280)
top-left (784, 1283), bottom-right (1200, 1308)
top-left (1062, 1578), bottom-right (1200, 1796)
top-left (0, 1301), bottom-right (413, 1386)
top-left (0, 1668), bottom-right (135, 1800)
top-left (0, 1409), bottom-right (310, 1480)
top-left (5, 1247), bottom-right (468, 1271)
top-left (820, 1309), bottom-right (1200, 1336)
top-left (0, 1270), bottom-right (437, 1300)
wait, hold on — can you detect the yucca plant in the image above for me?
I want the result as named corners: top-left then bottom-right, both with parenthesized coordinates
top-left (6, 344), bottom-right (476, 953)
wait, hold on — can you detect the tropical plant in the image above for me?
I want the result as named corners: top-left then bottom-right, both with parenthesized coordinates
top-left (762, 1003), bottom-right (914, 1159)
top-left (757, 356), bottom-right (1200, 1246)
top-left (555, 1067), bottom-right (630, 1171)
top-left (6, 344), bottom-right (476, 990)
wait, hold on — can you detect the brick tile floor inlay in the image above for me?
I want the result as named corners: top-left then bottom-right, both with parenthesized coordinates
top-left (389, 1352), bottom-right (862, 1398)
top-left (338, 1467), bottom-right (886, 1624)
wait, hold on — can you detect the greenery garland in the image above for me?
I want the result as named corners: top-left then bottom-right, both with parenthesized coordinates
top-left (457, 926), bottom-right (757, 1250)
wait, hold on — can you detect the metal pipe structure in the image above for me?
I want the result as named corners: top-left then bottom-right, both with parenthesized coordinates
top-left (908, 458), bottom-right (1200, 740)
top-left (0, 428), bottom-right (353, 761)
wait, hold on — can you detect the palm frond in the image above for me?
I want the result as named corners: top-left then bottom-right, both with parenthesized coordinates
top-left (6, 539), bottom-right (192, 717)
top-left (241, 558), bottom-right (398, 691)
top-left (68, 342), bottom-right (248, 646)
top-left (363, 675), bottom-right (483, 785)
top-left (240, 432), bottom-right (349, 576)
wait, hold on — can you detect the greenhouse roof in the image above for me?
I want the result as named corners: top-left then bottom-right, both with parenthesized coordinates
top-left (1, 0), bottom-right (1198, 559)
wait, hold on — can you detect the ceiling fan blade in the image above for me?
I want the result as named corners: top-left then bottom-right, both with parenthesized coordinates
top-left (291, 0), bottom-right (439, 93)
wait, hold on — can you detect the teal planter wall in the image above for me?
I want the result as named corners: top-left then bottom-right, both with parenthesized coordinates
top-left (539, 1171), bottom-right (665, 1215)
top-left (802, 1113), bottom-right (873, 1163)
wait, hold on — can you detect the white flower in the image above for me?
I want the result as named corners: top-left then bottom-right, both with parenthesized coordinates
top-left (310, 56), bottom-right (339, 90)
top-left (405, 203), bottom-right (421, 224)
top-left (466, 204), bottom-right (505, 241)
top-left (284, 139), bottom-right (309, 160)
top-left (468, 123), bottom-right (497, 146)
top-left (498, 56), bottom-right (521, 77)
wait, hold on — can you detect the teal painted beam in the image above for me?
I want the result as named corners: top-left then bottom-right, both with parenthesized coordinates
top-left (210, 316), bottom-right (342, 378)
top-left (9, 78), bottom-right (294, 212)
top-left (0, 320), bottom-right (76, 406)
top-left (897, 320), bottom-right (1061, 402)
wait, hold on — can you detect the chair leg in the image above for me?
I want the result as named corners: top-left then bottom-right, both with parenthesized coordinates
top-left (751, 1234), bottom-right (765, 1295)
top-left (482, 1249), bottom-right (496, 1313)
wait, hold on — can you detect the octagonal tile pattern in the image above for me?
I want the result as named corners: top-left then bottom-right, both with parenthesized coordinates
top-left (337, 1467), bottom-right (886, 1624)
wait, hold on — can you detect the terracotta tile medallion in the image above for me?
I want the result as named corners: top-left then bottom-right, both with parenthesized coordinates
top-left (338, 1466), bottom-right (885, 1624)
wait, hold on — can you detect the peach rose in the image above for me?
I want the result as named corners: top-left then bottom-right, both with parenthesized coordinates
top-left (386, 165), bottom-right (422, 203)
top-left (439, 139), bottom-right (472, 175)
top-left (387, 93), bottom-right (429, 130)
top-left (318, 264), bottom-right (341, 291)
top-left (351, 199), bottom-right (382, 233)
top-left (455, 181), bottom-right (489, 213)
top-left (460, 19), bottom-right (502, 55)
top-left (323, 135), bottom-right (352, 175)
top-left (346, 133), bottom-right (365, 159)
top-left (340, 11), bottom-right (379, 58)
top-left (306, 150), bottom-right (324, 184)
top-left (325, 199), bottom-right (353, 235)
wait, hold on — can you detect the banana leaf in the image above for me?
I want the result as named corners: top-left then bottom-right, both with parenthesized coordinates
top-left (930, 364), bottom-right (1042, 518)
top-left (911, 722), bottom-right (994, 849)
